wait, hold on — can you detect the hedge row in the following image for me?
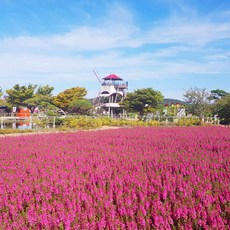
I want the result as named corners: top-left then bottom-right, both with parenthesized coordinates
top-left (62, 116), bottom-right (160, 129)
top-left (0, 116), bottom-right (211, 135)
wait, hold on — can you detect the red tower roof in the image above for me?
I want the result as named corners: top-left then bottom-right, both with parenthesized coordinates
top-left (103, 74), bottom-right (123, 81)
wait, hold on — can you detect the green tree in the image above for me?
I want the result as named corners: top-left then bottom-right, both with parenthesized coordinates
top-left (209, 89), bottom-right (229, 100)
top-left (0, 87), bottom-right (9, 109)
top-left (183, 87), bottom-right (211, 120)
top-left (122, 88), bottom-right (164, 115)
top-left (5, 84), bottom-right (56, 114)
top-left (0, 87), bottom-right (11, 111)
top-left (24, 85), bottom-right (55, 112)
top-left (24, 95), bottom-right (52, 108)
top-left (6, 84), bottom-right (37, 107)
top-left (53, 87), bottom-right (87, 112)
top-left (213, 94), bottom-right (230, 124)
top-left (36, 85), bottom-right (54, 96)
top-left (69, 99), bottom-right (93, 115)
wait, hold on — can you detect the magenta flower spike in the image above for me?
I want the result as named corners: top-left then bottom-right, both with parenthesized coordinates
top-left (0, 126), bottom-right (229, 228)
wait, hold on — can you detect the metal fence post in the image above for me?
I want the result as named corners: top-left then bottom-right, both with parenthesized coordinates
top-left (1, 117), bottom-right (3, 129)
top-left (53, 117), bottom-right (56, 128)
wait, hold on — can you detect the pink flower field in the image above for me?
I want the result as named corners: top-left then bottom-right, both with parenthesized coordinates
top-left (0, 126), bottom-right (229, 229)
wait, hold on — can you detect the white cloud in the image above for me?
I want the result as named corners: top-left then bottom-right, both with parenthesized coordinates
top-left (0, 2), bottom-right (230, 98)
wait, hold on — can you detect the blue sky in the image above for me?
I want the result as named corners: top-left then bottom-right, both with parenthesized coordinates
top-left (0, 0), bottom-right (230, 99)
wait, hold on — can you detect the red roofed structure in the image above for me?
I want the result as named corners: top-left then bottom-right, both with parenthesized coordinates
top-left (103, 74), bottom-right (123, 81)
top-left (95, 73), bottom-right (128, 117)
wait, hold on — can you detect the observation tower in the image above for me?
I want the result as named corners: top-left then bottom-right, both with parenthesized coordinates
top-left (95, 73), bottom-right (128, 117)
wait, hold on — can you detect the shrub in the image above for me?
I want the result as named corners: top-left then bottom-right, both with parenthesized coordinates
top-left (146, 120), bottom-right (160, 126)
top-left (177, 117), bottom-right (200, 126)
top-left (62, 116), bottom-right (161, 129)
top-left (63, 116), bottom-right (102, 129)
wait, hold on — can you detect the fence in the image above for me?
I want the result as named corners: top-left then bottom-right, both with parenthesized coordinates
top-left (0, 113), bottom-right (220, 130)
top-left (0, 114), bottom-right (57, 130)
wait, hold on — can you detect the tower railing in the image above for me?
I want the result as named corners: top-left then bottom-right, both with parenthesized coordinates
top-left (101, 81), bottom-right (128, 87)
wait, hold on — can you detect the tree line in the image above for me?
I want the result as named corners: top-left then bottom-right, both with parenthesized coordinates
top-left (122, 87), bottom-right (229, 124)
top-left (0, 84), bottom-right (229, 124)
top-left (183, 88), bottom-right (229, 124)
top-left (0, 84), bottom-right (92, 116)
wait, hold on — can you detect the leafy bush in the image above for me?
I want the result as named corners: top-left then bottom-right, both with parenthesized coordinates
top-left (63, 116), bottom-right (102, 129)
top-left (100, 117), bottom-right (113, 126)
top-left (146, 120), bottom-right (160, 126)
top-left (32, 117), bottom-right (54, 129)
top-left (62, 116), bottom-right (160, 129)
top-left (177, 117), bottom-right (200, 126)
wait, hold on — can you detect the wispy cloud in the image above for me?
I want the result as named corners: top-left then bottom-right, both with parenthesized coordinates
top-left (2, 15), bottom-right (230, 52)
top-left (0, 1), bottom-right (230, 97)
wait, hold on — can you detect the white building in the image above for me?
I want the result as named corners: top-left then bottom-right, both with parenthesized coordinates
top-left (95, 74), bottom-right (128, 117)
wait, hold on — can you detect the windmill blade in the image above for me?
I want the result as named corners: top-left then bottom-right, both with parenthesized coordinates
top-left (93, 69), bottom-right (102, 84)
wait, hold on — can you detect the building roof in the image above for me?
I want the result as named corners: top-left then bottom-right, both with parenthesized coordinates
top-left (103, 74), bottom-right (123, 81)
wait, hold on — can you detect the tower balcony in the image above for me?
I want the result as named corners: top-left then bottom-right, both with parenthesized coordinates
top-left (101, 81), bottom-right (128, 89)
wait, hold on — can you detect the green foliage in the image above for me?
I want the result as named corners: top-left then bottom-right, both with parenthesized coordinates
top-left (32, 117), bottom-right (50, 128)
top-left (36, 85), bottom-right (54, 96)
top-left (108, 118), bottom-right (160, 127)
top-left (5, 84), bottom-right (55, 113)
top-left (63, 116), bottom-right (102, 129)
top-left (0, 116), bottom-right (160, 134)
top-left (69, 99), bottom-right (92, 115)
top-left (54, 117), bottom-right (64, 126)
top-left (213, 94), bottom-right (230, 124)
top-left (99, 117), bottom-right (113, 126)
top-left (6, 84), bottom-right (37, 107)
top-left (25, 94), bottom-right (54, 108)
top-left (33, 115), bottom-right (63, 128)
top-left (0, 87), bottom-right (2, 98)
top-left (24, 95), bottom-right (48, 107)
top-left (177, 117), bottom-right (200, 126)
top-left (122, 88), bottom-right (164, 115)
top-left (209, 89), bottom-right (229, 100)
top-left (53, 87), bottom-right (87, 111)
top-left (25, 84), bottom-right (55, 112)
top-left (62, 116), bottom-right (160, 129)
top-left (0, 99), bottom-right (11, 110)
top-left (32, 116), bottom-right (64, 129)
top-left (183, 87), bottom-right (211, 119)
top-left (146, 120), bottom-right (160, 126)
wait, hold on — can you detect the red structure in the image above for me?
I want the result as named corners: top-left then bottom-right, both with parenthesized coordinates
top-left (16, 108), bottom-right (31, 117)
top-left (103, 74), bottom-right (123, 81)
